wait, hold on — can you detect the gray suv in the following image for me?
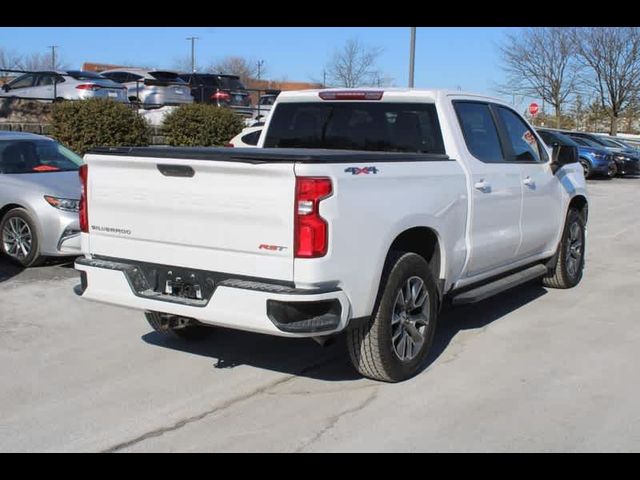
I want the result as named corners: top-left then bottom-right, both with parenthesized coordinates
top-left (100, 68), bottom-right (194, 108)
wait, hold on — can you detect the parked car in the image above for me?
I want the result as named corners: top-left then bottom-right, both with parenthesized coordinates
top-left (100, 69), bottom-right (193, 108)
top-left (537, 128), bottom-right (616, 178)
top-left (227, 126), bottom-right (263, 147)
top-left (75, 88), bottom-right (587, 382)
top-left (0, 132), bottom-right (82, 267)
top-left (566, 132), bottom-right (640, 176)
top-left (0, 70), bottom-right (128, 103)
top-left (595, 134), bottom-right (640, 155)
top-left (253, 91), bottom-right (280, 122)
top-left (177, 73), bottom-right (252, 117)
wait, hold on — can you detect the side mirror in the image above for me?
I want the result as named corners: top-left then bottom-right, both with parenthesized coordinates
top-left (551, 144), bottom-right (578, 173)
top-left (1, 84), bottom-right (9, 92)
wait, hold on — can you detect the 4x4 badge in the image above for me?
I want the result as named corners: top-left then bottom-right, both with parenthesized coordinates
top-left (345, 166), bottom-right (379, 175)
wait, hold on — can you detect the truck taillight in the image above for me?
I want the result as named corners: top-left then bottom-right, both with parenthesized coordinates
top-left (295, 177), bottom-right (332, 258)
top-left (79, 164), bottom-right (88, 233)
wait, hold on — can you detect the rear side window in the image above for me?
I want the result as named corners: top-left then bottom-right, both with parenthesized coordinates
top-left (454, 102), bottom-right (504, 163)
top-left (495, 106), bottom-right (545, 163)
top-left (264, 102), bottom-right (445, 154)
top-left (241, 131), bottom-right (261, 146)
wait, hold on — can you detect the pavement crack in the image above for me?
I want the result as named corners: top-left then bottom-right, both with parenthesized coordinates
top-left (294, 387), bottom-right (378, 453)
top-left (101, 355), bottom-right (342, 453)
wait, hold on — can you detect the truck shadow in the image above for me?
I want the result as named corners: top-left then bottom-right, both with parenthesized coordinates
top-left (141, 281), bottom-right (547, 383)
top-left (0, 257), bottom-right (23, 282)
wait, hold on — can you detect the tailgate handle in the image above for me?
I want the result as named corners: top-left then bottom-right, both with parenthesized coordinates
top-left (157, 164), bottom-right (195, 178)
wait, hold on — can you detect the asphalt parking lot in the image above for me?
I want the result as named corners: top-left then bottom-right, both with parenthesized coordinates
top-left (1, 177), bottom-right (639, 452)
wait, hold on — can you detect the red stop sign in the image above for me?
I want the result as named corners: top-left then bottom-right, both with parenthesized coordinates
top-left (529, 103), bottom-right (539, 116)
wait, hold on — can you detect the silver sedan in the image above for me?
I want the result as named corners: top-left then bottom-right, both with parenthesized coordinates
top-left (0, 132), bottom-right (81, 267)
top-left (0, 70), bottom-right (128, 103)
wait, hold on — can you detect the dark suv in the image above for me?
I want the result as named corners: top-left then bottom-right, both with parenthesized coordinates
top-left (178, 73), bottom-right (252, 117)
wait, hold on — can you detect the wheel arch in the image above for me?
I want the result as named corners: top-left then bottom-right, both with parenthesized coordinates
top-left (569, 194), bottom-right (588, 223)
top-left (383, 226), bottom-right (445, 299)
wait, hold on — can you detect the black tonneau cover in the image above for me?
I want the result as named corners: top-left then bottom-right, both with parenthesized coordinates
top-left (88, 147), bottom-right (451, 164)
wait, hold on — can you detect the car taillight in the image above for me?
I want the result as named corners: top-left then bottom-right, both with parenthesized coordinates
top-left (295, 177), bottom-right (332, 258)
top-left (76, 84), bottom-right (101, 91)
top-left (319, 90), bottom-right (383, 100)
top-left (224, 143), bottom-right (234, 147)
top-left (211, 90), bottom-right (231, 102)
top-left (79, 164), bottom-right (88, 233)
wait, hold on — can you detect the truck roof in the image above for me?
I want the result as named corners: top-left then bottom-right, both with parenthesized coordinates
top-left (276, 87), bottom-right (506, 105)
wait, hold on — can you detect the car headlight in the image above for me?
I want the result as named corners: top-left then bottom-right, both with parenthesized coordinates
top-left (593, 153), bottom-right (607, 160)
top-left (44, 195), bottom-right (80, 212)
top-left (615, 154), bottom-right (628, 161)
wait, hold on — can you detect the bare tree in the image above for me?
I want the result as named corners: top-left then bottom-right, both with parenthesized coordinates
top-left (573, 27), bottom-right (640, 135)
top-left (499, 28), bottom-right (581, 128)
top-left (208, 56), bottom-right (263, 84)
top-left (0, 47), bottom-right (22, 72)
top-left (17, 52), bottom-right (68, 71)
top-left (171, 55), bottom-right (194, 73)
top-left (325, 38), bottom-right (383, 88)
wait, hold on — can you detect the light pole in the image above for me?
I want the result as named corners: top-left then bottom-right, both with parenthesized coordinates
top-left (257, 60), bottom-right (265, 80)
top-left (186, 37), bottom-right (199, 73)
top-left (48, 45), bottom-right (58, 70)
top-left (408, 27), bottom-right (416, 88)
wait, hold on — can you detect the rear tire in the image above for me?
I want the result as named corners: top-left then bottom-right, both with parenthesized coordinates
top-left (543, 208), bottom-right (586, 289)
top-left (145, 311), bottom-right (213, 341)
top-left (347, 252), bottom-right (439, 382)
top-left (0, 208), bottom-right (45, 268)
top-left (607, 161), bottom-right (618, 179)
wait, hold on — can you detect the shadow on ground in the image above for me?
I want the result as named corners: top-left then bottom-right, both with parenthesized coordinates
top-left (0, 256), bottom-right (76, 283)
top-left (142, 281), bottom-right (547, 382)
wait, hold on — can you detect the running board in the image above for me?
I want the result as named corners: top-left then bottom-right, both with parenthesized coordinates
top-left (451, 264), bottom-right (547, 305)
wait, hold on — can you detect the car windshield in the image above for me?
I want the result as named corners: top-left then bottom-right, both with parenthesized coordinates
top-left (66, 71), bottom-right (104, 80)
top-left (540, 131), bottom-right (579, 147)
top-left (264, 102), bottom-right (445, 154)
top-left (149, 71), bottom-right (186, 84)
top-left (260, 96), bottom-right (276, 106)
top-left (0, 140), bottom-right (83, 174)
top-left (596, 137), bottom-right (623, 148)
top-left (570, 136), bottom-right (601, 148)
top-left (219, 77), bottom-right (245, 90)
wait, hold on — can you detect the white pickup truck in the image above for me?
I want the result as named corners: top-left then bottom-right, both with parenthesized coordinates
top-left (75, 89), bottom-right (587, 382)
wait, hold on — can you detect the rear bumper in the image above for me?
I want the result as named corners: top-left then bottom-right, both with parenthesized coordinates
top-left (74, 257), bottom-right (351, 338)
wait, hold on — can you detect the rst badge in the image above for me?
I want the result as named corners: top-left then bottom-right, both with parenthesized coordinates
top-left (345, 166), bottom-right (379, 175)
top-left (259, 244), bottom-right (288, 252)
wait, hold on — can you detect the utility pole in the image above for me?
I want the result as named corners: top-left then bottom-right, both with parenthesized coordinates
top-left (186, 37), bottom-right (199, 73)
top-left (48, 45), bottom-right (58, 70)
top-left (257, 60), bottom-right (265, 80)
top-left (408, 27), bottom-right (416, 88)
top-left (323, 69), bottom-right (326, 88)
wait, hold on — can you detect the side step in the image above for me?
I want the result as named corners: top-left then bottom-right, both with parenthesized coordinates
top-left (451, 264), bottom-right (547, 305)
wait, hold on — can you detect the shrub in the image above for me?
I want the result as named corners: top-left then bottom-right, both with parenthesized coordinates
top-left (162, 104), bottom-right (245, 147)
top-left (51, 99), bottom-right (151, 155)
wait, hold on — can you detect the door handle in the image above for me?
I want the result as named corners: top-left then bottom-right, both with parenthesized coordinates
top-left (474, 180), bottom-right (491, 192)
top-left (523, 176), bottom-right (535, 187)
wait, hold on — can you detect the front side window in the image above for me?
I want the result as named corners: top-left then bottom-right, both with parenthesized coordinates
top-left (264, 102), bottom-right (445, 154)
top-left (8, 74), bottom-right (35, 89)
top-left (495, 106), bottom-right (545, 163)
top-left (0, 140), bottom-right (83, 174)
top-left (454, 102), bottom-right (504, 163)
top-left (241, 131), bottom-right (261, 146)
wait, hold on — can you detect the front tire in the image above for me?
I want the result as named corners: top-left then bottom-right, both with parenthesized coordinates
top-left (543, 208), bottom-right (586, 289)
top-left (145, 311), bottom-right (213, 341)
top-left (347, 252), bottom-right (439, 382)
top-left (0, 208), bottom-right (44, 267)
top-left (580, 159), bottom-right (592, 179)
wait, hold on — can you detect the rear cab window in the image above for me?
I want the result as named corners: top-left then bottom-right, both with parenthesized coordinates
top-left (264, 102), bottom-right (445, 154)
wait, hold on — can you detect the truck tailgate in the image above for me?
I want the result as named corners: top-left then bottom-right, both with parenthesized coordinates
top-left (84, 152), bottom-right (295, 281)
